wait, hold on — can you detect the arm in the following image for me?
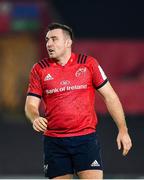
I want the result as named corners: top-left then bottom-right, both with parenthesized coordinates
top-left (25, 96), bottom-right (47, 132)
top-left (97, 82), bottom-right (132, 156)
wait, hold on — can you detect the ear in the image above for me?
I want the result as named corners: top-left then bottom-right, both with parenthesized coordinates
top-left (66, 39), bottom-right (72, 48)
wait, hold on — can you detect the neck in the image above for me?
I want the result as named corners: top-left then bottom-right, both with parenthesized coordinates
top-left (56, 50), bottom-right (71, 66)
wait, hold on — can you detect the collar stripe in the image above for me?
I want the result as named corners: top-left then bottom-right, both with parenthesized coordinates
top-left (80, 54), bottom-right (85, 63)
top-left (83, 55), bottom-right (88, 63)
top-left (38, 62), bottom-right (44, 68)
top-left (41, 60), bottom-right (47, 67)
top-left (38, 59), bottom-right (50, 69)
top-left (77, 54), bottom-right (82, 63)
top-left (43, 59), bottom-right (50, 67)
top-left (77, 54), bottom-right (88, 64)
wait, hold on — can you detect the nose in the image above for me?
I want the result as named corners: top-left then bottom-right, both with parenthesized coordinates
top-left (47, 39), bottom-right (53, 47)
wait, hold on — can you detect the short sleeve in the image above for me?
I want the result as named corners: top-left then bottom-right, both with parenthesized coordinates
top-left (27, 65), bottom-right (42, 98)
top-left (90, 57), bottom-right (108, 89)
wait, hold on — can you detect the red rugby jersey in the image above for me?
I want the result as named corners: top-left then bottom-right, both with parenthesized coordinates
top-left (27, 53), bottom-right (108, 137)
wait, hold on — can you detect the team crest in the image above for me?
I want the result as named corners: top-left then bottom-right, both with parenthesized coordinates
top-left (75, 67), bottom-right (87, 77)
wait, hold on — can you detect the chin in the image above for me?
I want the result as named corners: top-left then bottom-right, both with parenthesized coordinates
top-left (49, 54), bottom-right (56, 59)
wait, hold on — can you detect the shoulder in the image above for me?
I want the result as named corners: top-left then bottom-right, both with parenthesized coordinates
top-left (31, 57), bottom-right (50, 71)
top-left (37, 58), bottom-right (50, 69)
top-left (75, 53), bottom-right (99, 65)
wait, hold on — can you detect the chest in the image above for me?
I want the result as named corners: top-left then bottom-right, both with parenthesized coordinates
top-left (41, 65), bottom-right (92, 90)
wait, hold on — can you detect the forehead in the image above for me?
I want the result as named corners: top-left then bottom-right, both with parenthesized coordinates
top-left (46, 29), bottom-right (64, 38)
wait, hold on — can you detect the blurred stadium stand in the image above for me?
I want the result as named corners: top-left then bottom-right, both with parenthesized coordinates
top-left (0, 0), bottom-right (144, 178)
top-left (73, 40), bottom-right (144, 114)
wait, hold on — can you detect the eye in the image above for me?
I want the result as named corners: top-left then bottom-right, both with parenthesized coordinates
top-left (52, 37), bottom-right (58, 41)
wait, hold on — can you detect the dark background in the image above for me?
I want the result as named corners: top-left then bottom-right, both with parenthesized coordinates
top-left (52, 0), bottom-right (144, 39)
top-left (0, 0), bottom-right (144, 178)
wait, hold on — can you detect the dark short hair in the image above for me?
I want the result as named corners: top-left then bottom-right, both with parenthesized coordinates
top-left (47, 22), bottom-right (73, 40)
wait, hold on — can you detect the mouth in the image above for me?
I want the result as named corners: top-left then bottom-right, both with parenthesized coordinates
top-left (48, 49), bottom-right (54, 53)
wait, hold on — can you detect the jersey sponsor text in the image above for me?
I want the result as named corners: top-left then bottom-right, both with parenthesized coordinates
top-left (46, 84), bottom-right (87, 94)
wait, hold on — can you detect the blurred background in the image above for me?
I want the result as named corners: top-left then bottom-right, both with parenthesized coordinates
top-left (0, 0), bottom-right (144, 178)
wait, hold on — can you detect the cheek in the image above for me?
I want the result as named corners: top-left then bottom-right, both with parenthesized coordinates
top-left (58, 40), bottom-right (66, 48)
top-left (56, 44), bottom-right (66, 51)
top-left (46, 43), bottom-right (49, 48)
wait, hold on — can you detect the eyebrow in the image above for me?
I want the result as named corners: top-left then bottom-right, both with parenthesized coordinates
top-left (45, 36), bottom-right (57, 41)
